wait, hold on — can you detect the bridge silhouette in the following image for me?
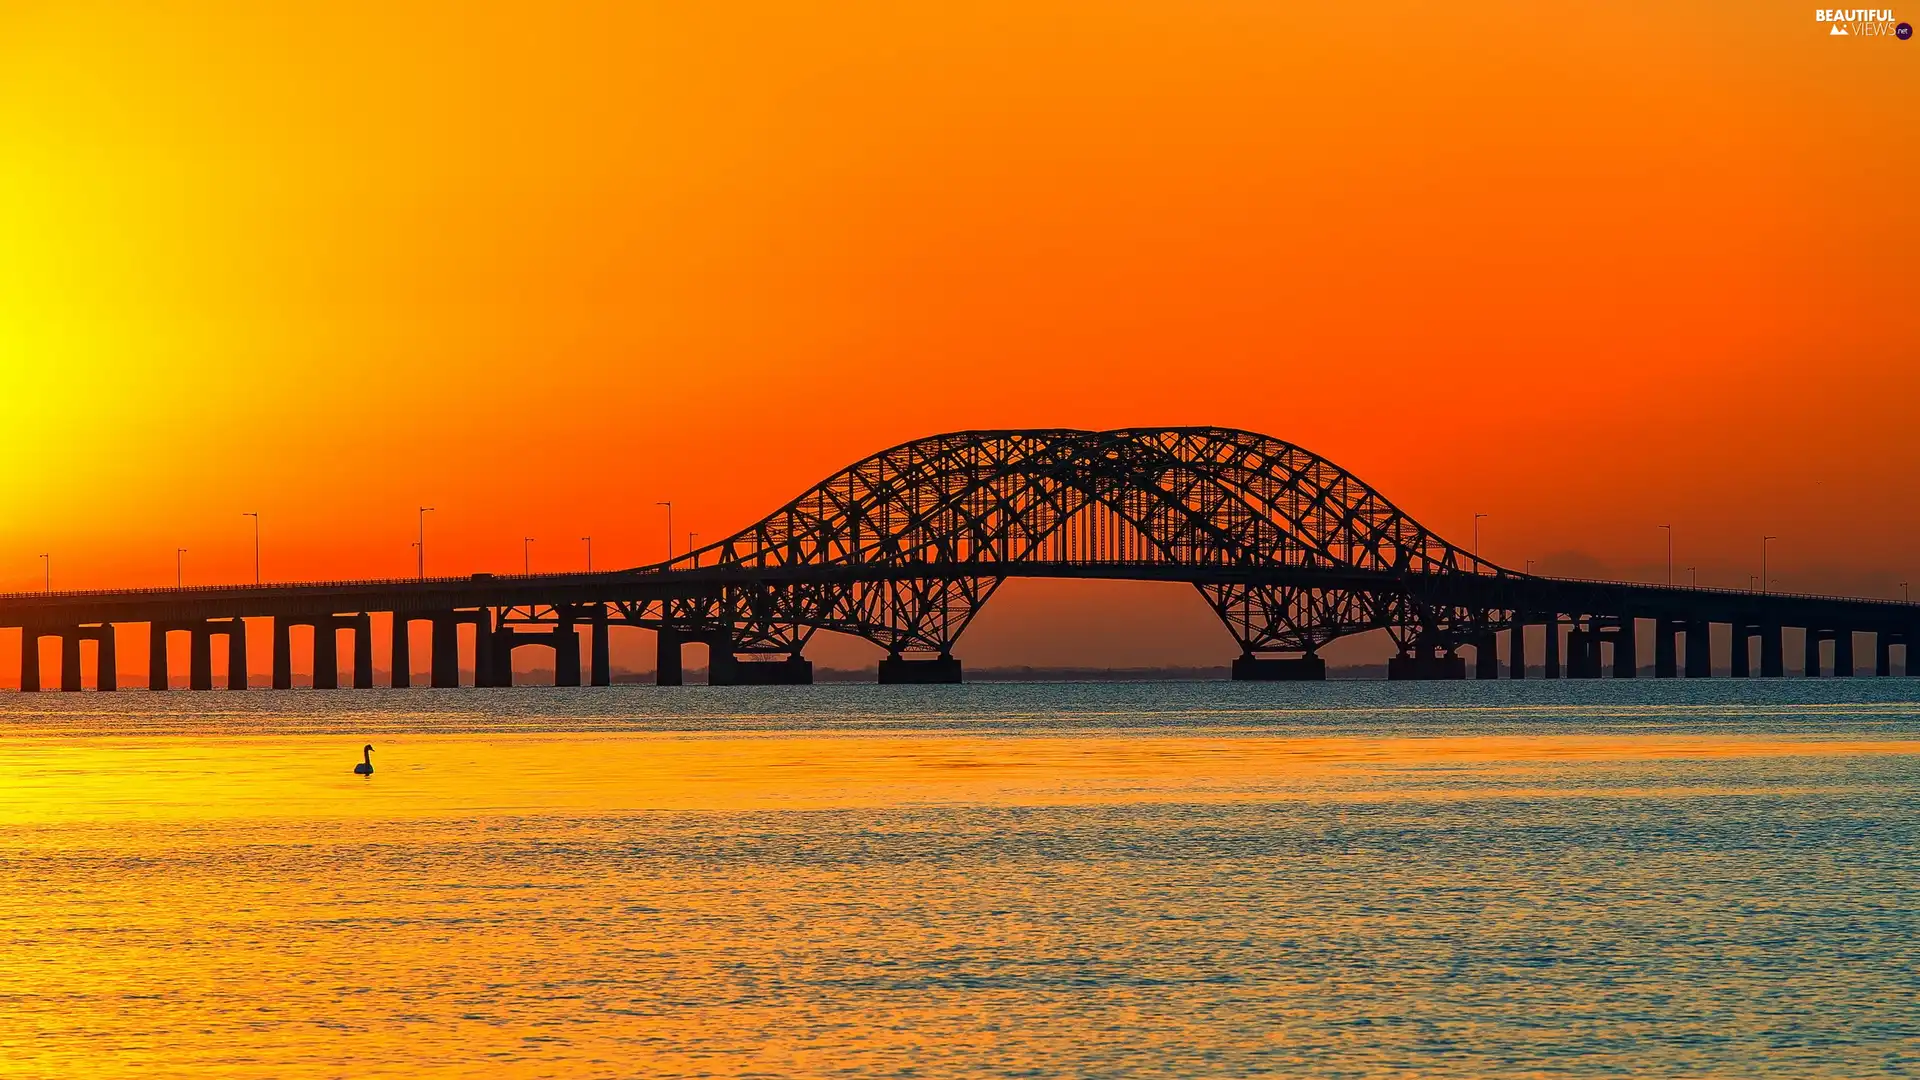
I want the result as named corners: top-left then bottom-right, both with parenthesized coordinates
top-left (4, 428), bottom-right (1916, 689)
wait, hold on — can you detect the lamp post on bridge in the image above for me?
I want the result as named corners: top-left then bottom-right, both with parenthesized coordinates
top-left (243, 512), bottom-right (260, 585)
top-left (1686, 566), bottom-right (1697, 587)
top-left (524, 537), bottom-right (535, 575)
top-left (656, 501), bottom-right (673, 560)
top-left (1762, 536), bottom-right (1776, 595)
top-left (1524, 559), bottom-right (1535, 575)
top-left (1902, 581), bottom-right (1911, 603)
top-left (1473, 513), bottom-right (1488, 558)
top-left (417, 507), bottom-right (435, 581)
top-left (582, 537), bottom-right (593, 573)
top-left (688, 532), bottom-right (698, 567)
top-left (1658, 524), bottom-right (1672, 585)
top-left (40, 553), bottom-right (49, 593)
top-left (177, 548), bottom-right (187, 589)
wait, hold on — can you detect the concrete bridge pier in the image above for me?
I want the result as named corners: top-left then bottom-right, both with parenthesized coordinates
top-left (391, 617), bottom-right (411, 688)
top-left (150, 626), bottom-right (169, 690)
top-left (1834, 631), bottom-right (1855, 676)
top-left (1760, 623), bottom-right (1785, 677)
top-left (431, 615), bottom-right (459, 687)
top-left (91, 626), bottom-right (117, 691)
top-left (590, 613), bottom-right (611, 687)
top-left (1508, 617), bottom-right (1527, 679)
top-left (190, 625), bottom-right (215, 690)
top-left (313, 622), bottom-right (338, 689)
top-left (1231, 654), bottom-right (1327, 680)
top-left (555, 615), bottom-right (581, 688)
top-left (1654, 618), bottom-right (1679, 678)
top-left (878, 654), bottom-right (963, 684)
top-left (1474, 633), bottom-right (1499, 680)
top-left (1685, 622), bottom-right (1711, 677)
top-left (1565, 628), bottom-right (1596, 678)
top-left (1805, 630), bottom-right (1827, 677)
top-left (19, 630), bottom-right (41, 692)
top-left (711, 654), bottom-right (813, 685)
top-left (1609, 618), bottom-right (1637, 678)
top-left (1386, 647), bottom-right (1466, 681)
top-left (60, 632), bottom-right (83, 691)
top-left (656, 627), bottom-right (683, 686)
top-left (273, 620), bottom-right (294, 689)
top-left (1542, 616), bottom-right (1561, 678)
top-left (351, 614), bottom-right (374, 689)
top-left (1730, 624), bottom-right (1753, 678)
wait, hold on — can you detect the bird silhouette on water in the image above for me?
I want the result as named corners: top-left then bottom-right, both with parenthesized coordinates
top-left (353, 744), bottom-right (374, 777)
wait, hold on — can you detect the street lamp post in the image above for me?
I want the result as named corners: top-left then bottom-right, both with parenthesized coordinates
top-left (1762, 536), bottom-right (1776, 595)
top-left (177, 548), bottom-right (187, 589)
top-left (1686, 566), bottom-right (1697, 587)
top-left (688, 532), bottom-right (698, 566)
top-left (39, 553), bottom-right (50, 593)
top-left (1658, 524), bottom-right (1672, 585)
top-left (417, 507), bottom-right (435, 581)
top-left (656, 501), bottom-right (673, 560)
top-left (1902, 581), bottom-right (1911, 603)
top-left (523, 537), bottom-right (535, 575)
top-left (582, 537), bottom-right (593, 573)
top-left (1473, 513), bottom-right (1488, 558)
top-left (243, 512), bottom-right (260, 584)
top-left (1524, 559), bottom-right (1536, 574)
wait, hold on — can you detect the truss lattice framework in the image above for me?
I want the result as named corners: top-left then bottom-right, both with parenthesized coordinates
top-left (616, 428), bottom-right (1516, 658)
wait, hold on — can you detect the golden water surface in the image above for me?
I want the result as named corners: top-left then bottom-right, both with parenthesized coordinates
top-left (0, 682), bottom-right (1915, 1078)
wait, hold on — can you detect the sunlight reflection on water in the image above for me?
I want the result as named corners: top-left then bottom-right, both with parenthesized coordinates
top-left (0, 681), bottom-right (1915, 1078)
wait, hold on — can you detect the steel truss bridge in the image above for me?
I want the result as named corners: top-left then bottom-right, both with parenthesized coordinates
top-left (3, 428), bottom-right (1917, 689)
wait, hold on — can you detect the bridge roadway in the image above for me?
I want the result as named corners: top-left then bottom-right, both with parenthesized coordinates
top-left (2, 561), bottom-right (1916, 689)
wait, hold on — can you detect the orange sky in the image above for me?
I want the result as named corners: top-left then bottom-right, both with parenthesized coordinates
top-left (1, 0), bottom-right (1915, 669)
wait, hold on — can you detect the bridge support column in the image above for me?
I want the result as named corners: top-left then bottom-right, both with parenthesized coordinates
top-left (1834, 632), bottom-right (1854, 677)
top-left (1760, 624), bottom-right (1784, 678)
top-left (1474, 634), bottom-right (1499, 680)
top-left (431, 616), bottom-right (458, 688)
top-left (1685, 622), bottom-right (1711, 677)
top-left (590, 614), bottom-right (611, 687)
top-left (1508, 617), bottom-right (1526, 679)
top-left (96, 625), bottom-right (116, 692)
top-left (1232, 655), bottom-right (1326, 680)
top-left (711, 655), bottom-right (813, 685)
top-left (879, 655), bottom-right (963, 684)
top-left (224, 620), bottom-right (248, 690)
top-left (1565, 629), bottom-right (1593, 678)
top-left (61, 632), bottom-right (83, 692)
top-left (150, 625), bottom-right (169, 691)
top-left (1387, 650), bottom-right (1466, 681)
top-left (352, 615), bottom-right (374, 689)
top-left (473, 614), bottom-right (495, 689)
top-left (1876, 634), bottom-right (1892, 677)
top-left (491, 628), bottom-right (517, 688)
top-left (555, 617), bottom-right (581, 688)
top-left (1611, 619), bottom-right (1637, 678)
top-left (19, 631), bottom-right (40, 692)
top-left (273, 619), bottom-right (294, 690)
top-left (656, 628), bottom-right (683, 687)
top-left (1805, 631), bottom-right (1823, 678)
top-left (190, 624), bottom-right (215, 691)
top-left (1654, 619), bottom-right (1678, 678)
top-left (391, 618), bottom-right (411, 688)
top-left (313, 622), bottom-right (338, 690)
top-left (1543, 617), bottom-right (1560, 679)
top-left (1731, 625), bottom-right (1752, 678)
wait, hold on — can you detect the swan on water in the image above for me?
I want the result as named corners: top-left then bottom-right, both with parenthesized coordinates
top-left (354, 744), bottom-right (374, 776)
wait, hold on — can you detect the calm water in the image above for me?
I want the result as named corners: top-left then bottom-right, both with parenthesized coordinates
top-left (1, 681), bottom-right (1915, 1078)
